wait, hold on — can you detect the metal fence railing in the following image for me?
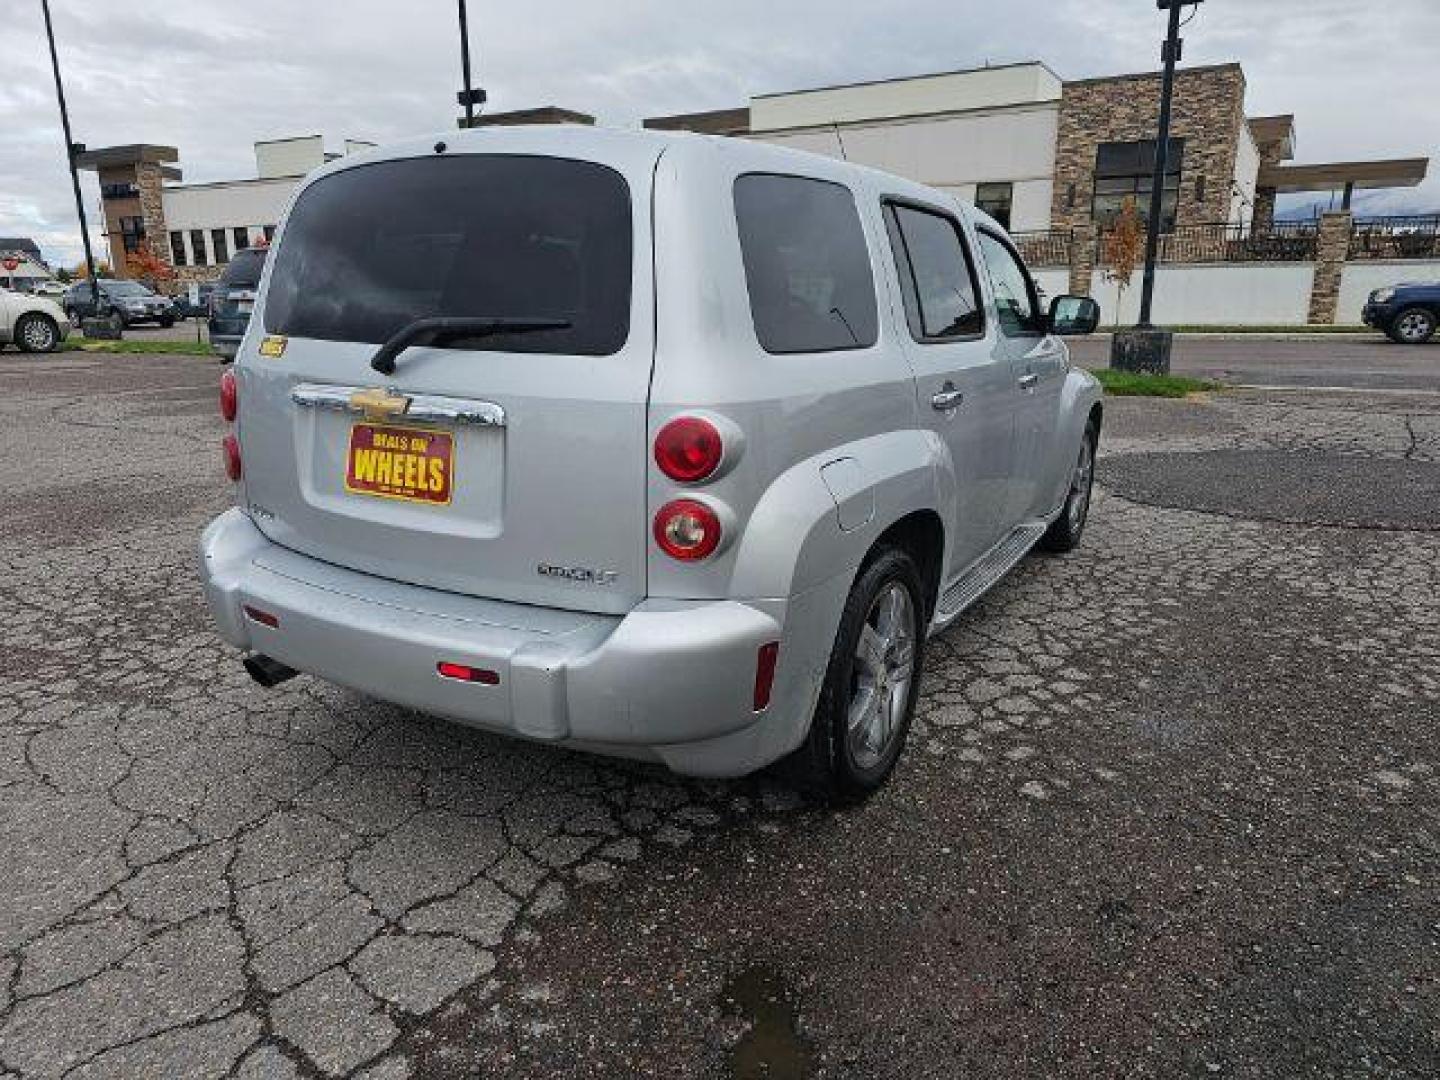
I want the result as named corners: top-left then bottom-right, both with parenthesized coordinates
top-left (1011, 229), bottom-right (1073, 268)
top-left (1101, 221), bottom-right (1320, 264)
top-left (1348, 215), bottom-right (1440, 260)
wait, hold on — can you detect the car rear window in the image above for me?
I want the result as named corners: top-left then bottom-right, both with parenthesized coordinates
top-left (220, 248), bottom-right (266, 288)
top-left (263, 155), bottom-right (632, 356)
top-left (734, 173), bottom-right (878, 354)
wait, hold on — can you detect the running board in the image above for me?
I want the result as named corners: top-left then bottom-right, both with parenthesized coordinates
top-left (933, 523), bottom-right (1047, 628)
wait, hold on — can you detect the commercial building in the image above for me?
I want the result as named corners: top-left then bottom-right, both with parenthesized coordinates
top-left (0, 238), bottom-right (56, 291)
top-left (645, 60), bottom-right (1428, 237)
top-left (77, 136), bottom-right (374, 285)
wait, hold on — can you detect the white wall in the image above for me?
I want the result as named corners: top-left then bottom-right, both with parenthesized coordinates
top-left (749, 104), bottom-right (1059, 231)
top-left (163, 177), bottom-right (299, 233)
top-left (1090, 263), bottom-right (1315, 326)
top-left (255, 136), bottom-right (325, 179)
top-left (1339, 262), bottom-right (1440, 323)
top-left (750, 63), bottom-right (1061, 132)
top-left (1033, 268), bottom-right (1071, 300)
top-left (1231, 121), bottom-right (1260, 227)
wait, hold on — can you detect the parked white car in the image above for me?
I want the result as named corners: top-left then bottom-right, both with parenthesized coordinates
top-left (200, 126), bottom-right (1102, 799)
top-left (0, 288), bottom-right (70, 352)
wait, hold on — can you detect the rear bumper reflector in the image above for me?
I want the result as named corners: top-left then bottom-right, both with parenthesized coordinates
top-left (437, 661), bottom-right (500, 685)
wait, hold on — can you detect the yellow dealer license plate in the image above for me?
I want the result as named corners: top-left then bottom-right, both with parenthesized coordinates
top-left (345, 423), bottom-right (454, 505)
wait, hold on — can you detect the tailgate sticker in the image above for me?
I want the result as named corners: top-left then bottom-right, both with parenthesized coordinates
top-left (345, 423), bottom-right (454, 505)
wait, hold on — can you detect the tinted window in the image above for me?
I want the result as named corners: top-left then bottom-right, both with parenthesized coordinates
top-left (885, 204), bottom-right (983, 341)
top-left (734, 174), bottom-right (877, 354)
top-left (976, 231), bottom-right (1042, 337)
top-left (220, 248), bottom-right (267, 288)
top-left (265, 155), bottom-right (632, 356)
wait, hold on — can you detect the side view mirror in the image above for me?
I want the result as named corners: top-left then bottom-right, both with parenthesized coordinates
top-left (1048, 295), bottom-right (1101, 336)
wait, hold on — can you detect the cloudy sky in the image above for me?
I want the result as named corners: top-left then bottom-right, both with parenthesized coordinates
top-left (4, 0), bottom-right (1438, 268)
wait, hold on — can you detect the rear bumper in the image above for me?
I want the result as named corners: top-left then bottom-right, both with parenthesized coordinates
top-left (199, 509), bottom-right (809, 776)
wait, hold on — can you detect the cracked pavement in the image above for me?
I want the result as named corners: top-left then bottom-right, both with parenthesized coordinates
top-left (1, 350), bottom-right (1437, 1078)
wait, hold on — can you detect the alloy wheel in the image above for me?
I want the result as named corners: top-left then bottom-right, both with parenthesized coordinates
top-left (847, 582), bottom-right (917, 770)
top-left (1068, 435), bottom-right (1095, 531)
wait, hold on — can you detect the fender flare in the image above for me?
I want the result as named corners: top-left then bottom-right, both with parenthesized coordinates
top-left (728, 427), bottom-right (956, 601)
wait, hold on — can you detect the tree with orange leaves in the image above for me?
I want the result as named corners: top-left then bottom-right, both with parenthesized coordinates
top-left (126, 242), bottom-right (176, 293)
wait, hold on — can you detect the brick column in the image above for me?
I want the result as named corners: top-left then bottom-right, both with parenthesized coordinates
top-left (1307, 211), bottom-right (1352, 325)
top-left (1069, 223), bottom-right (1097, 298)
top-left (134, 162), bottom-right (169, 275)
top-left (1252, 187), bottom-right (1276, 232)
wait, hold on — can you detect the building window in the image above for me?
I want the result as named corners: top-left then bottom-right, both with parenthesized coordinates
top-left (211, 229), bottom-right (230, 265)
top-left (263, 225), bottom-right (276, 242)
top-left (118, 215), bottom-right (146, 254)
top-left (975, 183), bottom-right (1014, 230)
top-left (101, 182), bottom-right (139, 200)
top-left (233, 227), bottom-right (250, 252)
top-left (170, 231), bottom-right (188, 267)
top-left (190, 229), bottom-right (208, 266)
top-left (1092, 138), bottom-right (1185, 231)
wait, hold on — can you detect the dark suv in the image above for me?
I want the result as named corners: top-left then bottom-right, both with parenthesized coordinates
top-left (1363, 282), bottom-right (1439, 344)
top-left (208, 247), bottom-right (268, 361)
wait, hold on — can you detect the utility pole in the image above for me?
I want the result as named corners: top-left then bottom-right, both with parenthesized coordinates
top-left (456, 0), bottom-right (486, 128)
top-left (1112, 0), bottom-right (1203, 374)
top-left (40, 0), bottom-right (104, 322)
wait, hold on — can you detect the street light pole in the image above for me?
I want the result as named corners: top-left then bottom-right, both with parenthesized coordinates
top-left (1136, 0), bottom-right (1189, 328)
top-left (456, 0), bottom-right (486, 128)
top-left (40, 0), bottom-right (102, 317)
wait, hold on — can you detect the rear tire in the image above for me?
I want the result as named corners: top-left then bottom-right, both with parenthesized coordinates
top-left (1040, 419), bottom-right (1098, 553)
top-left (14, 313), bottom-right (60, 354)
top-left (1387, 307), bottom-right (1436, 345)
top-left (786, 546), bottom-right (926, 802)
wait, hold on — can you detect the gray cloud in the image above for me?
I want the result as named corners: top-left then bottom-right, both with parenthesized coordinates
top-left (5, 0), bottom-right (1437, 267)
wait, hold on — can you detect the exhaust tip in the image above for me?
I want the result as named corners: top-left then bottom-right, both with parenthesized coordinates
top-left (243, 653), bottom-right (299, 689)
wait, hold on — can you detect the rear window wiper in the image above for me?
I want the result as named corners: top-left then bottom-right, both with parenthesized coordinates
top-left (370, 316), bottom-right (573, 375)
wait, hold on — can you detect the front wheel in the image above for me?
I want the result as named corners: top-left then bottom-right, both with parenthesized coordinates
top-left (787, 546), bottom-right (926, 801)
top-left (159, 314), bottom-right (175, 328)
top-left (14, 313), bottom-right (60, 354)
top-left (1388, 307), bottom-right (1436, 345)
top-left (1040, 419), bottom-right (1098, 553)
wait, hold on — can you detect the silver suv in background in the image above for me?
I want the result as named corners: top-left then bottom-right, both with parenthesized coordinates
top-left (200, 127), bottom-right (1101, 798)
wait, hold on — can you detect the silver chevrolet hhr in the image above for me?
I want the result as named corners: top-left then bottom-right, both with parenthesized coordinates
top-left (200, 125), bottom-right (1102, 799)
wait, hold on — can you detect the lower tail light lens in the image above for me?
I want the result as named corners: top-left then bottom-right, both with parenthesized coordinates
top-left (242, 604), bottom-right (279, 628)
top-left (654, 499), bottom-right (722, 561)
top-left (437, 661), bottom-right (500, 685)
top-left (219, 369), bottom-right (237, 421)
top-left (222, 433), bottom-right (242, 481)
top-left (754, 641), bottom-right (780, 711)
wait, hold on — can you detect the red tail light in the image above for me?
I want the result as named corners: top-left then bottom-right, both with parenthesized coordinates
top-left (653, 499), bottom-right (722, 561)
top-left (753, 642), bottom-right (780, 711)
top-left (437, 661), bottom-right (500, 685)
top-left (222, 433), bottom-right (242, 481)
top-left (654, 416), bottom-right (723, 483)
top-left (219, 369), bottom-right (237, 421)
top-left (242, 604), bottom-right (279, 628)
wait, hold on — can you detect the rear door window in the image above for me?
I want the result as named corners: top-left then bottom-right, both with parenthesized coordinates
top-left (884, 203), bottom-right (985, 341)
top-left (734, 173), bottom-right (878, 354)
top-left (264, 155), bottom-right (632, 356)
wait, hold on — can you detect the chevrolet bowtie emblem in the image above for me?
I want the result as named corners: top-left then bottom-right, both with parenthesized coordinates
top-left (350, 387), bottom-right (411, 421)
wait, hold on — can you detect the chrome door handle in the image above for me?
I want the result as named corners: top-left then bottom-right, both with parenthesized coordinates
top-left (931, 388), bottom-right (965, 411)
top-left (1017, 373), bottom-right (1040, 390)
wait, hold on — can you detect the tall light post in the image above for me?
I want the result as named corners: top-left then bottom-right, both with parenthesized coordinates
top-left (456, 0), bottom-right (486, 127)
top-left (1113, 0), bottom-right (1203, 374)
top-left (40, 0), bottom-right (106, 325)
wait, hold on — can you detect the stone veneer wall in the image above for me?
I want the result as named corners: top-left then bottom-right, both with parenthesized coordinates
top-left (1307, 211), bottom-right (1352, 325)
top-left (1051, 64), bottom-right (1248, 232)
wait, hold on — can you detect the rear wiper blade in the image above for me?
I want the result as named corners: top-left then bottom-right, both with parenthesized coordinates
top-left (370, 316), bottom-right (572, 375)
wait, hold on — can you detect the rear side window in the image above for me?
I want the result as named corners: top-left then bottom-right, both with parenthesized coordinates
top-left (734, 174), bottom-right (878, 354)
top-left (220, 248), bottom-right (266, 288)
top-left (264, 155), bottom-right (632, 355)
top-left (884, 203), bottom-right (984, 341)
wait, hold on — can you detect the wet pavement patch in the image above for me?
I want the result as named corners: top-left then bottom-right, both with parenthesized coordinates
top-left (721, 964), bottom-right (817, 1080)
top-left (1101, 449), bottom-right (1440, 530)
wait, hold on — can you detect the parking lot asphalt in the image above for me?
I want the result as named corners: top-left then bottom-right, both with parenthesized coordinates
top-left (1, 350), bottom-right (1437, 1079)
top-left (1069, 333), bottom-right (1440, 392)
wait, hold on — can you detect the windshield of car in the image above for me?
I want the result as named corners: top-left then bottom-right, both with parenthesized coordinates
top-left (263, 154), bottom-right (632, 356)
top-left (219, 248), bottom-right (267, 289)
